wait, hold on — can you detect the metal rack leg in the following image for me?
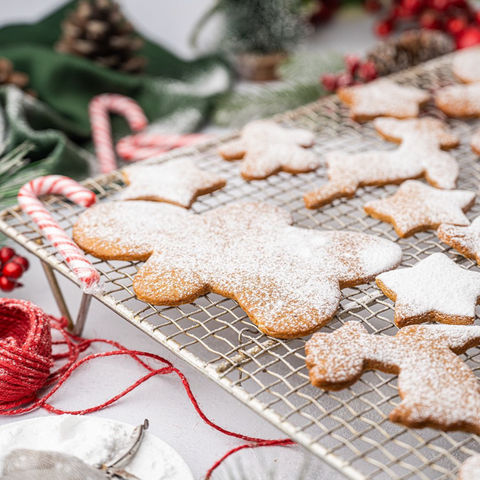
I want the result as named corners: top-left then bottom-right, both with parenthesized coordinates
top-left (41, 260), bottom-right (93, 336)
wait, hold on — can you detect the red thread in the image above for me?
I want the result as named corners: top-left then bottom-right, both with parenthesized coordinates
top-left (0, 298), bottom-right (293, 478)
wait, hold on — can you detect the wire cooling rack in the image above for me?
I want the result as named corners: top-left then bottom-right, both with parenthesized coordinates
top-left (1, 52), bottom-right (480, 480)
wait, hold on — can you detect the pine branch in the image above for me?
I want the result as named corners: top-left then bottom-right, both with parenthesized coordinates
top-left (213, 52), bottom-right (344, 127)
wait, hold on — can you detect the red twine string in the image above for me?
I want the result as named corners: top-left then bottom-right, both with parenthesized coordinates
top-left (0, 298), bottom-right (293, 478)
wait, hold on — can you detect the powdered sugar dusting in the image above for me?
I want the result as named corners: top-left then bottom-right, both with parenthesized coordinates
top-left (438, 216), bottom-right (480, 265)
top-left (305, 118), bottom-right (459, 209)
top-left (122, 158), bottom-right (226, 209)
top-left (306, 322), bottom-right (480, 433)
top-left (338, 79), bottom-right (430, 121)
top-left (218, 120), bottom-right (320, 180)
top-left (453, 46), bottom-right (480, 83)
top-left (435, 83), bottom-right (480, 117)
top-left (364, 180), bottom-right (475, 238)
top-left (376, 252), bottom-right (480, 326)
top-left (74, 201), bottom-right (402, 339)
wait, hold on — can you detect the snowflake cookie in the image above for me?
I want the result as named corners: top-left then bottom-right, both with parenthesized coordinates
top-left (304, 117), bottom-right (460, 209)
top-left (218, 120), bottom-right (320, 180)
top-left (376, 253), bottom-right (480, 327)
top-left (306, 321), bottom-right (480, 434)
top-left (73, 201), bottom-right (402, 339)
top-left (364, 180), bottom-right (475, 238)
top-left (338, 78), bottom-right (431, 122)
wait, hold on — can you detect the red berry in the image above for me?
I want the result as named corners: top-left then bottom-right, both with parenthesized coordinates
top-left (2, 262), bottom-right (23, 280)
top-left (0, 276), bottom-right (16, 292)
top-left (431, 0), bottom-right (449, 11)
top-left (336, 72), bottom-right (354, 88)
top-left (0, 247), bottom-right (15, 265)
top-left (375, 19), bottom-right (394, 36)
top-left (365, 0), bottom-right (382, 12)
top-left (12, 256), bottom-right (29, 272)
top-left (447, 17), bottom-right (467, 35)
top-left (358, 61), bottom-right (378, 81)
top-left (344, 54), bottom-right (361, 75)
top-left (321, 73), bottom-right (338, 92)
top-left (475, 10), bottom-right (480, 24)
top-left (456, 26), bottom-right (480, 48)
top-left (402, 0), bottom-right (423, 13)
top-left (419, 10), bottom-right (441, 29)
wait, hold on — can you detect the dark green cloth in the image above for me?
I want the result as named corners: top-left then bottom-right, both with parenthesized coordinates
top-left (0, 1), bottom-right (232, 179)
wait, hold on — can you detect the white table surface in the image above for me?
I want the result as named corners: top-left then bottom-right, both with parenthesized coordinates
top-left (0, 2), bottom-right (379, 479)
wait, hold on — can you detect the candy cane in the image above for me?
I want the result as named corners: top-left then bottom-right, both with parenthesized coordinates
top-left (18, 176), bottom-right (102, 294)
top-left (116, 132), bottom-right (212, 162)
top-left (89, 94), bottom-right (148, 174)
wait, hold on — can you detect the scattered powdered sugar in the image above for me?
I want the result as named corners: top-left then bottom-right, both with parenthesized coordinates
top-left (376, 252), bottom-right (480, 326)
top-left (453, 46), bottom-right (480, 83)
top-left (0, 415), bottom-right (192, 480)
top-left (435, 83), bottom-right (480, 117)
top-left (218, 120), bottom-right (320, 180)
top-left (364, 180), bottom-right (475, 238)
top-left (305, 118), bottom-right (460, 209)
top-left (306, 321), bottom-right (480, 433)
top-left (74, 201), bottom-right (402, 339)
top-left (459, 454), bottom-right (480, 480)
top-left (438, 216), bottom-right (480, 264)
top-left (122, 158), bottom-right (226, 209)
top-left (339, 78), bottom-right (430, 120)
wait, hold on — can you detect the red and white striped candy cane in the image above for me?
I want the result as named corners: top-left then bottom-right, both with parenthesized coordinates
top-left (89, 94), bottom-right (148, 174)
top-left (116, 132), bottom-right (212, 162)
top-left (18, 176), bottom-right (102, 294)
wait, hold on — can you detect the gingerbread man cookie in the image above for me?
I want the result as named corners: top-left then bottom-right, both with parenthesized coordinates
top-left (438, 216), bottom-right (480, 264)
top-left (452, 46), bottom-right (480, 83)
top-left (304, 117), bottom-right (460, 209)
top-left (338, 78), bottom-right (431, 122)
top-left (73, 201), bottom-right (402, 338)
top-left (364, 180), bottom-right (475, 238)
top-left (306, 321), bottom-right (480, 433)
top-left (459, 455), bottom-right (480, 480)
top-left (376, 253), bottom-right (480, 327)
top-left (121, 158), bottom-right (226, 209)
top-left (435, 83), bottom-right (480, 118)
top-left (218, 120), bottom-right (320, 180)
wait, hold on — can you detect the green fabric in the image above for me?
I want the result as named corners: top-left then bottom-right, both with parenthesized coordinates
top-left (0, 1), bottom-right (232, 181)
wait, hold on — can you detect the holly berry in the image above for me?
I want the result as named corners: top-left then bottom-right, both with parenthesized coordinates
top-left (402, 0), bottom-right (423, 14)
top-left (475, 10), bottom-right (480, 24)
top-left (358, 61), bottom-right (378, 81)
top-left (2, 262), bottom-right (23, 280)
top-left (344, 54), bottom-right (361, 75)
top-left (0, 247), bottom-right (16, 265)
top-left (430, 0), bottom-right (449, 11)
top-left (456, 26), bottom-right (480, 48)
top-left (365, 0), bottom-right (382, 12)
top-left (375, 18), bottom-right (394, 36)
top-left (447, 16), bottom-right (467, 35)
top-left (336, 72), bottom-right (354, 88)
top-left (321, 73), bottom-right (338, 92)
top-left (419, 10), bottom-right (441, 29)
top-left (0, 276), bottom-right (16, 292)
top-left (12, 256), bottom-right (29, 272)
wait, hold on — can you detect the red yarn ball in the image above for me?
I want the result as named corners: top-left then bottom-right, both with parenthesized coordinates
top-left (2, 262), bottom-right (23, 280)
top-left (0, 247), bottom-right (15, 265)
top-left (0, 298), bottom-right (53, 405)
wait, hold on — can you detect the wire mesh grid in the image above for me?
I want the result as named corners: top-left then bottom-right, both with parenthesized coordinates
top-left (1, 53), bottom-right (480, 479)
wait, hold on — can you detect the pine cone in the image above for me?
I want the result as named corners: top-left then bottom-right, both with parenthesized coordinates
top-left (0, 58), bottom-right (35, 96)
top-left (55, 0), bottom-right (146, 74)
top-left (367, 30), bottom-right (454, 77)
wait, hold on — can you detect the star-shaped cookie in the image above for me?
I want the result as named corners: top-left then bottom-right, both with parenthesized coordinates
top-left (338, 78), bottom-right (431, 122)
top-left (471, 128), bottom-right (480, 156)
top-left (121, 158), bottom-right (226, 209)
top-left (438, 216), bottom-right (480, 264)
top-left (218, 120), bottom-right (320, 180)
top-left (73, 201), bottom-right (402, 339)
top-left (435, 83), bottom-right (480, 118)
top-left (376, 252), bottom-right (480, 327)
top-left (452, 46), bottom-right (480, 83)
top-left (364, 180), bottom-right (475, 238)
top-left (304, 117), bottom-right (460, 209)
